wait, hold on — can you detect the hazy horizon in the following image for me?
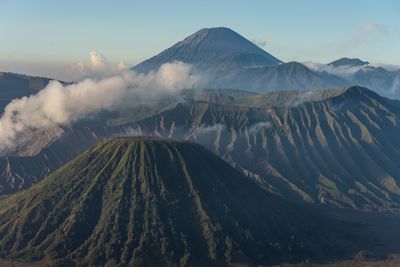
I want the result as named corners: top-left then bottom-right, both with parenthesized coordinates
top-left (1, 0), bottom-right (399, 81)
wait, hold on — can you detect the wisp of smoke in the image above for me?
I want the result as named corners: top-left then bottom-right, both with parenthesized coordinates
top-left (291, 91), bottom-right (316, 107)
top-left (302, 61), bottom-right (365, 78)
top-left (185, 124), bottom-right (224, 139)
top-left (0, 61), bottom-right (199, 155)
top-left (248, 122), bottom-right (271, 134)
top-left (72, 51), bottom-right (127, 80)
top-left (390, 74), bottom-right (400, 96)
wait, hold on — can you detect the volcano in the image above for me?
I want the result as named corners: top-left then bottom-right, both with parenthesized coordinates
top-left (0, 137), bottom-right (363, 266)
top-left (133, 27), bottom-right (282, 74)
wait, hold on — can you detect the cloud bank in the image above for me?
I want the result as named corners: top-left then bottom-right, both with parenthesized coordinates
top-left (303, 61), bottom-right (400, 78)
top-left (302, 61), bottom-right (364, 77)
top-left (0, 61), bottom-right (199, 154)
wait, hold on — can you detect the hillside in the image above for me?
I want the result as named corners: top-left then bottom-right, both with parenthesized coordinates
top-left (1, 87), bottom-right (400, 211)
top-left (129, 87), bottom-right (400, 210)
top-left (0, 137), bottom-right (364, 266)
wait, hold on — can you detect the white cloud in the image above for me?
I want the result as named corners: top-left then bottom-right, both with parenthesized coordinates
top-left (303, 60), bottom-right (400, 79)
top-left (369, 63), bottom-right (400, 71)
top-left (248, 122), bottom-right (271, 134)
top-left (71, 51), bottom-right (127, 80)
top-left (302, 61), bottom-right (365, 77)
top-left (117, 62), bottom-right (127, 71)
top-left (0, 61), bottom-right (199, 154)
top-left (193, 124), bottom-right (225, 136)
top-left (89, 51), bottom-right (107, 70)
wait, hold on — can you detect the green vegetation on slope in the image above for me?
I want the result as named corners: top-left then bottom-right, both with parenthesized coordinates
top-left (0, 137), bottom-right (361, 266)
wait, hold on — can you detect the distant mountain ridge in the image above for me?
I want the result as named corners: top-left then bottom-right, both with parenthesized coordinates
top-left (209, 61), bottom-right (350, 91)
top-left (132, 27), bottom-right (351, 93)
top-left (306, 58), bottom-right (400, 98)
top-left (132, 27), bottom-right (399, 95)
top-left (328, 57), bottom-right (369, 67)
top-left (1, 27), bottom-right (400, 212)
top-left (2, 86), bottom-right (400, 212)
top-left (2, 28), bottom-right (398, 97)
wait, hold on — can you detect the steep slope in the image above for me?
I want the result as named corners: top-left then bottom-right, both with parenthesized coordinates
top-left (0, 128), bottom-right (99, 194)
top-left (2, 87), bottom-right (400, 211)
top-left (0, 137), bottom-right (360, 266)
top-left (131, 28), bottom-right (357, 93)
top-left (133, 27), bottom-right (282, 73)
top-left (134, 87), bottom-right (400, 210)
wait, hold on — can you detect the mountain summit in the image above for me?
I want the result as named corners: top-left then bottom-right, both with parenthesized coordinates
top-left (328, 57), bottom-right (369, 68)
top-left (133, 27), bottom-right (282, 73)
top-left (0, 137), bottom-right (363, 266)
top-left (131, 27), bottom-right (352, 92)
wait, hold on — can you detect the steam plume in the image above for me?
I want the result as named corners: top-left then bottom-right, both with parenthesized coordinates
top-left (72, 51), bottom-right (127, 79)
top-left (0, 61), bottom-right (199, 154)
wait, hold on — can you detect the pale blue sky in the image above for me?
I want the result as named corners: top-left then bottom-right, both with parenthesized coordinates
top-left (0, 0), bottom-right (399, 80)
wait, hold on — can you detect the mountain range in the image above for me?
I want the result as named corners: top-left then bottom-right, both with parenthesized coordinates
top-left (133, 27), bottom-right (400, 97)
top-left (306, 58), bottom-right (400, 98)
top-left (2, 85), bottom-right (400, 211)
top-left (1, 26), bottom-right (400, 265)
top-left (1, 27), bottom-right (400, 210)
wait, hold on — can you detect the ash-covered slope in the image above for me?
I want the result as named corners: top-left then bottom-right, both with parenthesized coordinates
top-left (119, 87), bottom-right (400, 210)
top-left (2, 87), bottom-right (400, 211)
top-left (0, 137), bottom-right (357, 266)
top-left (133, 27), bottom-right (282, 73)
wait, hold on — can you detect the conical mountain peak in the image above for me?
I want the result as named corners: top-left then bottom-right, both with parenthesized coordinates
top-left (133, 27), bottom-right (282, 73)
top-left (0, 137), bottom-right (359, 266)
top-left (176, 27), bottom-right (270, 56)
